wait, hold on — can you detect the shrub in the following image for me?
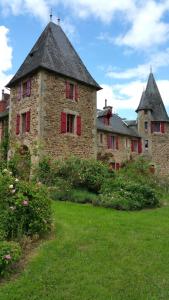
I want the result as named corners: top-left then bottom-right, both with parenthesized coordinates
top-left (96, 182), bottom-right (159, 211)
top-left (0, 170), bottom-right (52, 240)
top-left (36, 156), bottom-right (114, 193)
top-left (0, 241), bottom-right (21, 276)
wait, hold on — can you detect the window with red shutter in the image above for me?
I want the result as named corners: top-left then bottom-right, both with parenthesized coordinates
top-left (61, 112), bottom-right (67, 133)
top-left (77, 115), bottom-right (81, 136)
top-left (107, 135), bottom-right (114, 149)
top-left (16, 114), bottom-right (20, 135)
top-left (26, 111), bottom-right (31, 132)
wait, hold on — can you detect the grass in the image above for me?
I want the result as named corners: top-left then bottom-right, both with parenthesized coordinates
top-left (1, 201), bottom-right (169, 299)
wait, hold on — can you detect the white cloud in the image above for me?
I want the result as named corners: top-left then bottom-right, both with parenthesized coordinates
top-left (0, 26), bottom-right (13, 93)
top-left (116, 1), bottom-right (169, 50)
top-left (97, 80), bottom-right (169, 115)
top-left (107, 48), bottom-right (169, 80)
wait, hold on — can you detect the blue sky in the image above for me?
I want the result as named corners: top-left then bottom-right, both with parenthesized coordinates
top-left (1, 0), bottom-right (169, 119)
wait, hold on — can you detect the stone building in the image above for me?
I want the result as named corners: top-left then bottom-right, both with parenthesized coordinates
top-left (1, 21), bottom-right (169, 175)
top-left (6, 21), bottom-right (101, 164)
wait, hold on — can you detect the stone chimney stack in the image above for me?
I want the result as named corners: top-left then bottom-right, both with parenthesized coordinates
top-left (103, 99), bottom-right (113, 113)
top-left (1, 89), bottom-right (4, 101)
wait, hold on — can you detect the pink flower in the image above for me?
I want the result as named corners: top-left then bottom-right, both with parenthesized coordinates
top-left (22, 199), bottom-right (29, 206)
top-left (4, 254), bottom-right (11, 260)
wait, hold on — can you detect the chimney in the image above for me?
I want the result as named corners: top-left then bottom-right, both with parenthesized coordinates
top-left (103, 99), bottom-right (113, 113)
top-left (2, 89), bottom-right (4, 101)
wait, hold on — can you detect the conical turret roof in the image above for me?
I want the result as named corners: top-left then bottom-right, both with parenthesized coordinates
top-left (136, 72), bottom-right (169, 122)
top-left (7, 22), bottom-right (101, 90)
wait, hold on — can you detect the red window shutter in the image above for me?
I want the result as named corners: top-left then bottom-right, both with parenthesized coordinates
top-left (26, 110), bottom-right (31, 132)
top-left (75, 84), bottom-right (78, 101)
top-left (16, 114), bottom-right (20, 135)
top-left (77, 116), bottom-right (81, 136)
top-left (151, 122), bottom-right (154, 133)
top-left (131, 140), bottom-right (134, 152)
top-left (18, 83), bottom-right (22, 100)
top-left (61, 112), bottom-right (67, 133)
top-left (66, 81), bottom-right (70, 98)
top-left (116, 163), bottom-right (120, 170)
top-left (26, 79), bottom-right (31, 97)
top-left (138, 140), bottom-right (142, 154)
top-left (161, 122), bottom-right (165, 133)
top-left (116, 136), bottom-right (119, 150)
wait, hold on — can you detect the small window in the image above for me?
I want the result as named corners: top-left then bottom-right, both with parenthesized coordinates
top-left (69, 84), bottom-right (74, 100)
top-left (22, 82), bottom-right (27, 98)
top-left (66, 82), bottom-right (78, 101)
top-left (107, 135), bottom-right (115, 149)
top-left (131, 140), bottom-right (138, 152)
top-left (21, 113), bottom-right (27, 133)
top-left (67, 114), bottom-right (75, 133)
top-left (144, 110), bottom-right (148, 115)
top-left (151, 122), bottom-right (161, 133)
top-left (145, 140), bottom-right (148, 150)
top-left (144, 121), bottom-right (148, 130)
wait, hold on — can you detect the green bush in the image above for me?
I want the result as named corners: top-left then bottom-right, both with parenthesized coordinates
top-left (36, 156), bottom-right (114, 193)
top-left (0, 170), bottom-right (52, 240)
top-left (0, 241), bottom-right (21, 276)
top-left (96, 182), bottom-right (159, 211)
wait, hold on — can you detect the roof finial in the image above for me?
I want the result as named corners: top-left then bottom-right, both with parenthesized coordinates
top-left (57, 17), bottom-right (61, 26)
top-left (150, 65), bottom-right (152, 73)
top-left (50, 9), bottom-right (53, 22)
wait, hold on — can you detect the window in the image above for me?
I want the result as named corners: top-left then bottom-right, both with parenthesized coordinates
top-left (67, 114), bottom-right (75, 133)
top-left (145, 140), bottom-right (148, 150)
top-left (151, 122), bottom-right (165, 133)
top-left (144, 110), bottom-right (148, 115)
top-left (103, 117), bottom-right (110, 125)
top-left (66, 81), bottom-right (78, 101)
top-left (22, 113), bottom-right (27, 133)
top-left (131, 140), bottom-right (138, 152)
top-left (61, 112), bottom-right (81, 135)
top-left (144, 121), bottom-right (148, 131)
top-left (107, 135), bottom-right (119, 150)
top-left (18, 79), bottom-right (31, 100)
top-left (16, 111), bottom-right (30, 135)
top-left (107, 135), bottom-right (115, 149)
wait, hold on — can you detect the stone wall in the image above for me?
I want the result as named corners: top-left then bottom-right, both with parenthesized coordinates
top-left (9, 72), bottom-right (41, 164)
top-left (97, 131), bottom-right (140, 165)
top-left (40, 70), bottom-right (97, 160)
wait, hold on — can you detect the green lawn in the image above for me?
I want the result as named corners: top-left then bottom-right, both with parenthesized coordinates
top-left (1, 201), bottom-right (169, 300)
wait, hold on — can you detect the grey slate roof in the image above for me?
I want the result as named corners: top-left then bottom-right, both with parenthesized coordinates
top-left (136, 72), bottom-right (169, 122)
top-left (7, 22), bottom-right (101, 90)
top-left (97, 112), bottom-right (140, 137)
